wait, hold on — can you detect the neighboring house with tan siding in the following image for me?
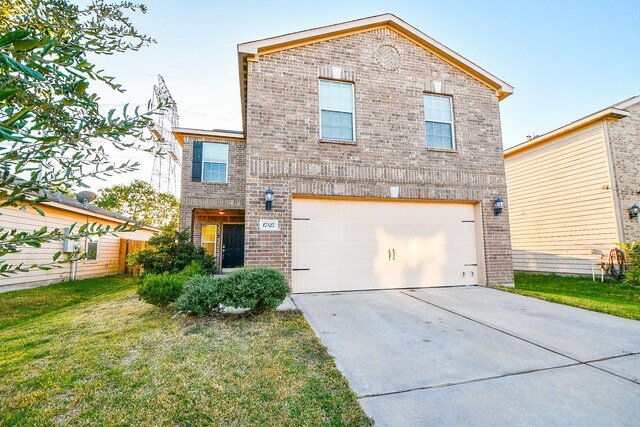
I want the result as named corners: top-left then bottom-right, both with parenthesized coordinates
top-left (0, 192), bottom-right (159, 292)
top-left (504, 95), bottom-right (640, 275)
top-left (175, 14), bottom-right (516, 293)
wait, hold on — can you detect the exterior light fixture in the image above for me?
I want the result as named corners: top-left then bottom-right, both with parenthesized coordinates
top-left (493, 197), bottom-right (504, 216)
top-left (631, 204), bottom-right (639, 219)
top-left (265, 188), bottom-right (274, 211)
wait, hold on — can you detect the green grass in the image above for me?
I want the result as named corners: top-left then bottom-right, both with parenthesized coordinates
top-left (496, 273), bottom-right (640, 320)
top-left (0, 277), bottom-right (371, 426)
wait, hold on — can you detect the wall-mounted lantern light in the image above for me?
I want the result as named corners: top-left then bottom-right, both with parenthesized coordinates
top-left (631, 204), bottom-right (639, 219)
top-left (265, 188), bottom-right (274, 211)
top-left (493, 197), bottom-right (504, 216)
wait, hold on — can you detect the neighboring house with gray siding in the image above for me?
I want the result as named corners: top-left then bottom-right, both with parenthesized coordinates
top-left (175, 13), bottom-right (515, 292)
top-left (505, 95), bottom-right (640, 275)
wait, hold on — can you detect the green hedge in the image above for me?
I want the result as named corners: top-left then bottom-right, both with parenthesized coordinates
top-left (137, 273), bottom-right (184, 308)
top-left (137, 261), bottom-right (209, 308)
top-left (175, 275), bottom-right (226, 315)
top-left (170, 267), bottom-right (290, 316)
top-left (222, 267), bottom-right (290, 314)
top-left (139, 265), bottom-right (290, 314)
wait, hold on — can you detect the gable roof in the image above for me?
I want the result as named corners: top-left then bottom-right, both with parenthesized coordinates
top-left (6, 178), bottom-right (160, 231)
top-left (236, 13), bottom-right (514, 131)
top-left (172, 127), bottom-right (245, 146)
top-left (504, 95), bottom-right (640, 159)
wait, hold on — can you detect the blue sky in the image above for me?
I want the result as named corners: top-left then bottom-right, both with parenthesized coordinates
top-left (90, 0), bottom-right (640, 187)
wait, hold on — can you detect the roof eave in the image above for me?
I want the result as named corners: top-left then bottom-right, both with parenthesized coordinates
top-left (172, 127), bottom-right (246, 144)
top-left (504, 107), bottom-right (629, 158)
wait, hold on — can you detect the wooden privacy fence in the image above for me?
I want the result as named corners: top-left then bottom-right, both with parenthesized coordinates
top-left (118, 239), bottom-right (147, 275)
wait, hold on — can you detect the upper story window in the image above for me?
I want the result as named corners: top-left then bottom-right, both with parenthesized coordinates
top-left (424, 94), bottom-right (454, 150)
top-left (192, 141), bottom-right (228, 183)
top-left (319, 80), bottom-right (355, 141)
top-left (203, 143), bottom-right (228, 182)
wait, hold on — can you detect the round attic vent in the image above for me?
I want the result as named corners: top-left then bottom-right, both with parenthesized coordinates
top-left (375, 44), bottom-right (401, 71)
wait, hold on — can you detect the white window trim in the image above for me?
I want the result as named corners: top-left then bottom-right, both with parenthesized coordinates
top-left (201, 142), bottom-right (229, 183)
top-left (201, 224), bottom-right (217, 257)
top-left (319, 79), bottom-right (356, 142)
top-left (424, 94), bottom-right (456, 150)
top-left (85, 238), bottom-right (99, 261)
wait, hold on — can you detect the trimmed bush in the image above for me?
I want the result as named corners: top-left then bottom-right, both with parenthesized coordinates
top-left (175, 275), bottom-right (226, 315)
top-left (222, 267), bottom-right (290, 314)
top-left (137, 273), bottom-right (184, 308)
top-left (174, 261), bottom-right (207, 282)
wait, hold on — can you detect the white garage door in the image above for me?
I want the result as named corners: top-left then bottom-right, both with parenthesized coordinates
top-left (292, 198), bottom-right (482, 293)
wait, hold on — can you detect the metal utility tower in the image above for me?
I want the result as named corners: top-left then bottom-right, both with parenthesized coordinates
top-left (150, 75), bottom-right (181, 196)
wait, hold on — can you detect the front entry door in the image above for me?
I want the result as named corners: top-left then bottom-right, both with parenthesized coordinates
top-left (222, 224), bottom-right (245, 268)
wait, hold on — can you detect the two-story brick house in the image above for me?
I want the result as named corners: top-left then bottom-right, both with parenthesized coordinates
top-left (174, 14), bottom-right (515, 293)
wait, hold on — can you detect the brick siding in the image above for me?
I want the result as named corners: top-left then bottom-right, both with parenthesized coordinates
top-left (242, 27), bottom-right (514, 285)
top-left (607, 102), bottom-right (640, 242)
top-left (179, 135), bottom-right (246, 235)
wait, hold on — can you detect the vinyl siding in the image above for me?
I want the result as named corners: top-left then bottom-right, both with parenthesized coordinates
top-left (0, 203), bottom-right (156, 292)
top-left (505, 123), bottom-right (620, 275)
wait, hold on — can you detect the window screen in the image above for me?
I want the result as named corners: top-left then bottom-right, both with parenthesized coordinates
top-left (202, 143), bottom-right (228, 183)
top-left (320, 80), bottom-right (354, 141)
top-left (424, 94), bottom-right (454, 149)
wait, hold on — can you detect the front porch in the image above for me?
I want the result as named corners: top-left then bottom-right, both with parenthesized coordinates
top-left (191, 208), bottom-right (245, 273)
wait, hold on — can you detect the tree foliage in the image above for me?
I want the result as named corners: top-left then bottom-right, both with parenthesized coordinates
top-left (0, 0), bottom-right (156, 274)
top-left (95, 179), bottom-right (179, 229)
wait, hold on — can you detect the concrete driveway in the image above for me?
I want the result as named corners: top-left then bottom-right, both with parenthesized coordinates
top-left (293, 287), bottom-right (640, 426)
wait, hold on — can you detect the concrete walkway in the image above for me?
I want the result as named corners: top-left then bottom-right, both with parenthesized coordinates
top-left (293, 287), bottom-right (640, 426)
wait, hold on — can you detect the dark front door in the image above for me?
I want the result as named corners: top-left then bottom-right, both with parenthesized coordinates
top-left (222, 224), bottom-right (245, 268)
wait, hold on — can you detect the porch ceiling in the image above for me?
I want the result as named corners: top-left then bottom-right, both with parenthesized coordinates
top-left (193, 208), bottom-right (245, 216)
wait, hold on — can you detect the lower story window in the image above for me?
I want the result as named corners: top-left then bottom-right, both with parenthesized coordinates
top-left (86, 238), bottom-right (98, 260)
top-left (201, 224), bottom-right (217, 256)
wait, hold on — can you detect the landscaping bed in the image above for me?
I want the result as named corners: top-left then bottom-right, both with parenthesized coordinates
top-left (498, 273), bottom-right (640, 321)
top-left (0, 276), bottom-right (371, 426)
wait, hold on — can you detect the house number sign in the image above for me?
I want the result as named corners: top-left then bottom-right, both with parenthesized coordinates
top-left (259, 219), bottom-right (279, 231)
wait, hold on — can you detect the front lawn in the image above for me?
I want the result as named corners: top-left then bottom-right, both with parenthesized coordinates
top-left (0, 276), bottom-right (370, 426)
top-left (498, 273), bottom-right (640, 320)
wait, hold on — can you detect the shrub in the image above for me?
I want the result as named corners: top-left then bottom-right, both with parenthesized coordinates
top-left (174, 261), bottom-right (207, 282)
top-left (620, 241), bottom-right (640, 286)
top-left (127, 230), bottom-right (216, 275)
top-left (137, 273), bottom-right (184, 308)
top-left (175, 275), bottom-right (226, 315)
top-left (221, 267), bottom-right (290, 314)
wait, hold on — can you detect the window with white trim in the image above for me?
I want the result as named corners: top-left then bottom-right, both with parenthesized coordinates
top-left (319, 80), bottom-right (355, 141)
top-left (424, 94), bottom-right (454, 149)
top-left (201, 224), bottom-right (217, 256)
top-left (86, 238), bottom-right (99, 260)
top-left (202, 143), bottom-right (228, 183)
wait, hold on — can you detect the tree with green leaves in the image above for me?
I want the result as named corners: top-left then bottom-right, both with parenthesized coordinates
top-left (95, 179), bottom-right (179, 229)
top-left (0, 0), bottom-right (158, 276)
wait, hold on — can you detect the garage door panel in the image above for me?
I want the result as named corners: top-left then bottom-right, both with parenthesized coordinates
top-left (292, 199), bottom-right (481, 293)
